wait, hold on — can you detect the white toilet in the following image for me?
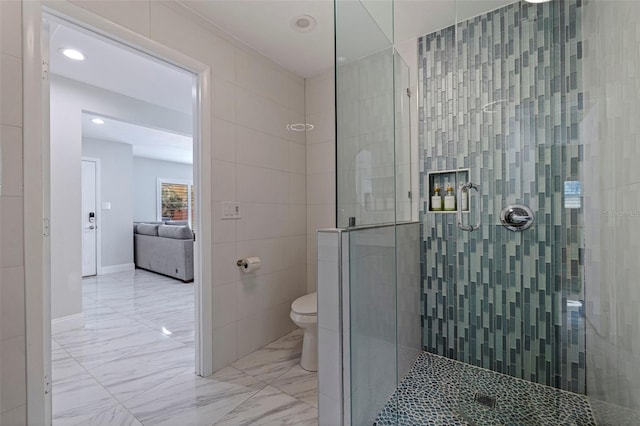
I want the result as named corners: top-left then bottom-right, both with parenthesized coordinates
top-left (290, 292), bottom-right (318, 372)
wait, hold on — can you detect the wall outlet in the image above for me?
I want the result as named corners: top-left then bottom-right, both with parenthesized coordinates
top-left (221, 202), bottom-right (241, 219)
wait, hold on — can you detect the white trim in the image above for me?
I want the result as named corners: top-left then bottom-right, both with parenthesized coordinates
top-left (191, 61), bottom-right (213, 380)
top-left (99, 263), bottom-right (135, 275)
top-left (158, 177), bottom-right (193, 186)
top-left (50, 313), bottom-right (85, 335)
top-left (81, 157), bottom-right (102, 276)
top-left (24, 3), bottom-right (51, 424)
top-left (24, 2), bottom-right (214, 424)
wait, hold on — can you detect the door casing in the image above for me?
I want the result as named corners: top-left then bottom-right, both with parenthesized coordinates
top-left (23, 2), bottom-right (214, 424)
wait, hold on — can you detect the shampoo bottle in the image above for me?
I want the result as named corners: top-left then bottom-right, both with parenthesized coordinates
top-left (431, 184), bottom-right (443, 211)
top-left (461, 186), bottom-right (469, 211)
top-left (444, 183), bottom-right (456, 211)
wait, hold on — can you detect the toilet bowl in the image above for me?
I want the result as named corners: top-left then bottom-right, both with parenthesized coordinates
top-left (290, 292), bottom-right (318, 372)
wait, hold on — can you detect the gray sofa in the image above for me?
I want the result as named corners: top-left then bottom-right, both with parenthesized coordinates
top-left (134, 223), bottom-right (194, 282)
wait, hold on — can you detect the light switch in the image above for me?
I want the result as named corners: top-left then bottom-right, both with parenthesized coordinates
top-left (221, 201), bottom-right (241, 219)
top-left (102, 202), bottom-right (111, 210)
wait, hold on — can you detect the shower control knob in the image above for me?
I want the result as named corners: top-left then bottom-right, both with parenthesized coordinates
top-left (500, 204), bottom-right (534, 231)
top-left (507, 211), bottom-right (531, 224)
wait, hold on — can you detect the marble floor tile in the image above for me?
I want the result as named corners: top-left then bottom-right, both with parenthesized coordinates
top-left (214, 385), bottom-right (318, 426)
top-left (80, 404), bottom-right (142, 426)
top-left (88, 340), bottom-right (194, 403)
top-left (54, 316), bottom-right (149, 344)
top-left (80, 305), bottom-right (120, 320)
top-left (123, 367), bottom-right (264, 426)
top-left (52, 370), bottom-right (120, 426)
top-left (271, 364), bottom-right (319, 408)
top-left (130, 311), bottom-right (194, 335)
top-left (52, 269), bottom-right (318, 425)
top-left (58, 329), bottom-right (175, 371)
top-left (232, 330), bottom-right (304, 384)
top-left (53, 270), bottom-right (196, 425)
top-left (165, 329), bottom-right (195, 346)
top-left (51, 344), bottom-right (86, 382)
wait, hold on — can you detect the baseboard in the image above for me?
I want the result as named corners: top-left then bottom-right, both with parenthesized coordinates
top-left (100, 263), bottom-right (135, 275)
top-left (51, 313), bottom-right (85, 334)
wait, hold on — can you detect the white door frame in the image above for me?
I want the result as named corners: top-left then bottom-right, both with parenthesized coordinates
top-left (23, 2), bottom-right (214, 424)
top-left (81, 157), bottom-right (102, 276)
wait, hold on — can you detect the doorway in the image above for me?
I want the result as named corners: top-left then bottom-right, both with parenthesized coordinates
top-left (23, 3), bottom-right (213, 424)
top-left (49, 17), bottom-right (198, 425)
top-left (81, 158), bottom-right (100, 277)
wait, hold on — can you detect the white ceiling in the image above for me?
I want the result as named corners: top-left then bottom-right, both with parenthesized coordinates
top-left (82, 113), bottom-right (193, 164)
top-left (51, 2), bottom-right (519, 166)
top-left (51, 22), bottom-right (194, 165)
top-left (181, 0), bottom-right (334, 78)
top-left (49, 1), bottom-right (518, 107)
top-left (181, 0), bottom-right (516, 78)
top-left (50, 23), bottom-right (194, 114)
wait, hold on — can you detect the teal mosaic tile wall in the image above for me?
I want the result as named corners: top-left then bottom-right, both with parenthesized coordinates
top-left (418, 0), bottom-right (585, 393)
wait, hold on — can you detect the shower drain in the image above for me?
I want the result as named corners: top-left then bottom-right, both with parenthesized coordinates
top-left (474, 393), bottom-right (497, 409)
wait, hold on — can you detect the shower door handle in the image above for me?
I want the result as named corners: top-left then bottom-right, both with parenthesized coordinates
top-left (457, 182), bottom-right (481, 232)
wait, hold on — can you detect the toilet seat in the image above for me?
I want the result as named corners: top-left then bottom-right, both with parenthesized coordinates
top-left (290, 311), bottom-right (316, 326)
top-left (290, 292), bottom-right (318, 372)
top-left (291, 292), bottom-right (317, 316)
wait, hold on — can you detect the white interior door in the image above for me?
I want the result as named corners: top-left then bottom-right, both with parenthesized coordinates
top-left (82, 160), bottom-right (97, 276)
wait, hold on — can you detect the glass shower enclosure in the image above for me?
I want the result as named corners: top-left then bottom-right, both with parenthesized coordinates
top-left (335, 0), bottom-right (418, 424)
top-left (335, 0), bottom-right (640, 424)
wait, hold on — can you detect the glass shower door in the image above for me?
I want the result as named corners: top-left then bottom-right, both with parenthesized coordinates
top-left (335, 1), bottom-right (402, 425)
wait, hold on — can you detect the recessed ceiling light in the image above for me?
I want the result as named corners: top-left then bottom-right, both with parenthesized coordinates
top-left (291, 15), bottom-right (317, 33)
top-left (524, 0), bottom-right (551, 3)
top-left (91, 118), bottom-right (105, 125)
top-left (60, 48), bottom-right (85, 61)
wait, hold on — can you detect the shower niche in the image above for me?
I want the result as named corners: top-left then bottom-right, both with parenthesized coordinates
top-left (426, 169), bottom-right (469, 213)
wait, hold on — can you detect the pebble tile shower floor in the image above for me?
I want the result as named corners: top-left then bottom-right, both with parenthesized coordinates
top-left (375, 352), bottom-right (603, 426)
